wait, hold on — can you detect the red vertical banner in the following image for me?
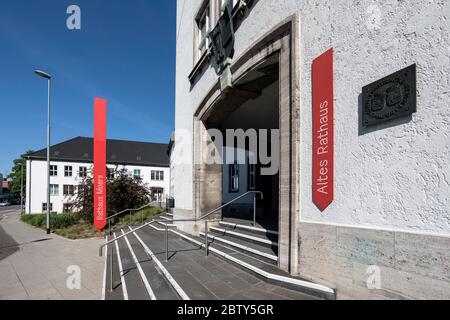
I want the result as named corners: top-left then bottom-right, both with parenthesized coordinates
top-left (94, 98), bottom-right (107, 231)
top-left (312, 49), bottom-right (334, 211)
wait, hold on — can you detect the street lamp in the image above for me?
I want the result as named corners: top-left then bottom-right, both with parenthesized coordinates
top-left (34, 69), bottom-right (52, 235)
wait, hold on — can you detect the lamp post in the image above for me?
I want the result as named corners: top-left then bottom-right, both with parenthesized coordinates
top-left (34, 70), bottom-right (52, 235)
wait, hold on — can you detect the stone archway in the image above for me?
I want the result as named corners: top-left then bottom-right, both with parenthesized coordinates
top-left (192, 16), bottom-right (300, 274)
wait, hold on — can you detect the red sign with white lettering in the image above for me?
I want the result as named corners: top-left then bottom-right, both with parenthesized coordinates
top-left (94, 98), bottom-right (107, 231)
top-left (312, 49), bottom-right (334, 211)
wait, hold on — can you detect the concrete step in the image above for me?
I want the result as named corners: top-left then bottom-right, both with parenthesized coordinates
top-left (137, 224), bottom-right (320, 300)
top-left (210, 226), bottom-right (278, 249)
top-left (219, 221), bottom-right (278, 236)
top-left (123, 228), bottom-right (181, 300)
top-left (173, 229), bottom-right (335, 300)
top-left (135, 227), bottom-right (217, 300)
top-left (157, 221), bottom-right (176, 227)
top-left (114, 232), bottom-right (151, 300)
top-left (199, 231), bottom-right (278, 265)
top-left (103, 222), bottom-right (330, 300)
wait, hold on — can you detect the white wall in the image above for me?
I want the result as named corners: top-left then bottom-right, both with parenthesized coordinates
top-left (174, 0), bottom-right (450, 235)
top-left (26, 159), bottom-right (170, 214)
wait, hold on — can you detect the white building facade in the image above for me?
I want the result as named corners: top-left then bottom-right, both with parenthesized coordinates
top-left (171, 0), bottom-right (450, 299)
top-left (26, 137), bottom-right (170, 214)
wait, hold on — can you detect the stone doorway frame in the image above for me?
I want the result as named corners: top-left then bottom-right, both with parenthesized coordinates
top-left (192, 15), bottom-right (300, 274)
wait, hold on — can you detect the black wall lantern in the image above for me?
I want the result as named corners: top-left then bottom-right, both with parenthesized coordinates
top-left (362, 64), bottom-right (417, 127)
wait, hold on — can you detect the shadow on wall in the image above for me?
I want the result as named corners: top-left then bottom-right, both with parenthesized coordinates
top-left (358, 94), bottom-right (413, 136)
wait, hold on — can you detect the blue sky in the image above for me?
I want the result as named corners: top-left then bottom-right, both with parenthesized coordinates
top-left (0, 0), bottom-right (176, 176)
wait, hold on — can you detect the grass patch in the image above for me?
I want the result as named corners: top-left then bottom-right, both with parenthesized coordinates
top-left (53, 221), bottom-right (100, 240)
top-left (112, 206), bottom-right (165, 228)
top-left (20, 212), bottom-right (98, 239)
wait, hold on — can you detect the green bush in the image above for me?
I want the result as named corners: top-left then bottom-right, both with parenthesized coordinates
top-left (21, 214), bottom-right (46, 228)
top-left (21, 213), bottom-right (81, 230)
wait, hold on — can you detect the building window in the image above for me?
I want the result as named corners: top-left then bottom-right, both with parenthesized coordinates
top-left (50, 184), bottom-right (59, 196)
top-left (248, 164), bottom-right (256, 191)
top-left (196, 3), bottom-right (210, 59)
top-left (63, 203), bottom-right (73, 213)
top-left (63, 185), bottom-right (75, 196)
top-left (42, 203), bottom-right (53, 212)
top-left (151, 188), bottom-right (164, 200)
top-left (49, 165), bottom-right (58, 176)
top-left (64, 166), bottom-right (73, 177)
top-left (151, 170), bottom-right (164, 181)
top-left (79, 166), bottom-right (87, 178)
top-left (218, 0), bottom-right (238, 13)
top-left (229, 163), bottom-right (239, 193)
top-left (133, 169), bottom-right (141, 178)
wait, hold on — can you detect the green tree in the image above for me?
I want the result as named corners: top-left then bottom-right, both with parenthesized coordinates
top-left (74, 167), bottom-right (151, 223)
top-left (8, 150), bottom-right (34, 195)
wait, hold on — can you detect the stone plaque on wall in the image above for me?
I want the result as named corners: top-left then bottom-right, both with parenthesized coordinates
top-left (362, 64), bottom-right (417, 127)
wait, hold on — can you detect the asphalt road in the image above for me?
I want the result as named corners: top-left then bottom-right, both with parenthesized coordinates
top-left (0, 204), bottom-right (20, 211)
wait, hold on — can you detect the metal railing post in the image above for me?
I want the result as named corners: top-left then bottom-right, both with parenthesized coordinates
top-left (108, 219), bottom-right (111, 236)
top-left (205, 220), bottom-right (208, 256)
top-left (109, 244), bottom-right (113, 292)
top-left (165, 224), bottom-right (169, 262)
top-left (253, 193), bottom-right (256, 227)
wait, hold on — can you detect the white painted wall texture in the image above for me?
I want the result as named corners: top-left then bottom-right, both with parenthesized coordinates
top-left (174, 0), bottom-right (450, 234)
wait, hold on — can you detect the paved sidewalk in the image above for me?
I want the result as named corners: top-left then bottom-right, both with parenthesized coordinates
top-left (0, 208), bottom-right (104, 300)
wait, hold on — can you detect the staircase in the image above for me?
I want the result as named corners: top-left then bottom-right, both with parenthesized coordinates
top-left (200, 221), bottom-right (278, 265)
top-left (102, 213), bottom-right (335, 300)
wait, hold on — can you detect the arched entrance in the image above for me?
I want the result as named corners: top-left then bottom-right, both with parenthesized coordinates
top-left (192, 17), bottom-right (300, 273)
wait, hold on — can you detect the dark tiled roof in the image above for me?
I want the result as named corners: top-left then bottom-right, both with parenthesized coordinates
top-left (27, 137), bottom-right (169, 167)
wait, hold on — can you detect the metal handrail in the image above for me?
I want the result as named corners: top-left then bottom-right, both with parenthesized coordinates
top-left (197, 191), bottom-right (263, 222)
top-left (99, 190), bottom-right (263, 292)
top-left (99, 190), bottom-right (263, 254)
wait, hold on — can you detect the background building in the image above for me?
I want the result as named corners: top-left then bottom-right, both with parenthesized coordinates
top-left (171, 0), bottom-right (450, 299)
top-left (2, 179), bottom-right (9, 193)
top-left (25, 137), bottom-right (170, 214)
